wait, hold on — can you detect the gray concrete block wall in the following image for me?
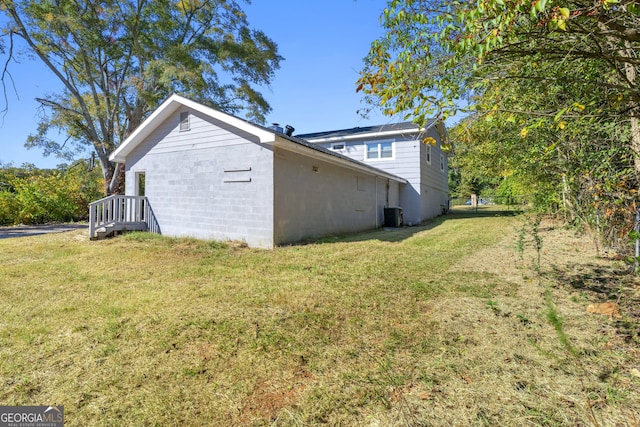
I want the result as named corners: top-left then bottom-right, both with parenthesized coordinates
top-left (273, 148), bottom-right (399, 245)
top-left (125, 110), bottom-right (275, 248)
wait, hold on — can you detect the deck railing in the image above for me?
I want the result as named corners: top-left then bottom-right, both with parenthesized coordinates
top-left (89, 195), bottom-right (159, 238)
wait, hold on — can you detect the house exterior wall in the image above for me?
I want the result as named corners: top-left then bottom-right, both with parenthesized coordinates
top-left (273, 147), bottom-right (400, 245)
top-left (419, 139), bottom-right (450, 220)
top-left (313, 127), bottom-right (448, 225)
top-left (124, 109), bottom-right (275, 248)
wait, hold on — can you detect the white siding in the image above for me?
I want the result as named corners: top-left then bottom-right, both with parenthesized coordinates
top-left (420, 140), bottom-right (449, 219)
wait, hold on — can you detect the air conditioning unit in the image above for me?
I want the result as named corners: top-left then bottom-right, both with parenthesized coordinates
top-left (384, 207), bottom-right (403, 228)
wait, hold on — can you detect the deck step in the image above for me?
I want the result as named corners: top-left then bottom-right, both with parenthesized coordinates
top-left (90, 222), bottom-right (147, 240)
top-left (89, 195), bottom-right (157, 240)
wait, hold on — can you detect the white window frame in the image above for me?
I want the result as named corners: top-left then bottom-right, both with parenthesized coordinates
top-left (331, 142), bottom-right (345, 151)
top-left (179, 111), bottom-right (190, 131)
top-left (426, 145), bottom-right (432, 164)
top-left (440, 154), bottom-right (445, 172)
top-left (364, 140), bottom-right (395, 161)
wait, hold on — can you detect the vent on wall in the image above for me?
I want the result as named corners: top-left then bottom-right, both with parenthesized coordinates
top-left (179, 111), bottom-right (190, 131)
top-left (223, 166), bottom-right (252, 183)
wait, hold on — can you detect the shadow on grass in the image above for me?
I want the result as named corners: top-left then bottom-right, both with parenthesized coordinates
top-left (550, 262), bottom-right (640, 343)
top-left (551, 263), bottom-right (627, 296)
top-left (301, 206), bottom-right (523, 245)
top-left (446, 205), bottom-right (525, 219)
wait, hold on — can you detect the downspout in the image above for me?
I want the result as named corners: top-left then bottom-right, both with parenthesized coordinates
top-left (375, 176), bottom-right (379, 228)
top-left (386, 178), bottom-right (390, 206)
top-left (375, 176), bottom-right (393, 228)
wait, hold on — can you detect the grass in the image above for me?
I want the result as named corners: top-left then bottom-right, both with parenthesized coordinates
top-left (0, 206), bottom-right (639, 426)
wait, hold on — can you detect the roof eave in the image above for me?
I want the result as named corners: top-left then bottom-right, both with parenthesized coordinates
top-left (302, 120), bottom-right (438, 143)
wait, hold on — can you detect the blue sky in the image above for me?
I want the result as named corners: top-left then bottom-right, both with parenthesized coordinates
top-left (0, 0), bottom-right (392, 168)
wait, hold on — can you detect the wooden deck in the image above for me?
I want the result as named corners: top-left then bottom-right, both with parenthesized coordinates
top-left (89, 195), bottom-right (160, 240)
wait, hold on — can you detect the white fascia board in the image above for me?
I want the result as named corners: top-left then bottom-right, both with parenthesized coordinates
top-left (304, 122), bottom-right (436, 144)
top-left (304, 129), bottom-right (417, 143)
top-left (274, 137), bottom-right (408, 184)
top-left (110, 94), bottom-right (276, 163)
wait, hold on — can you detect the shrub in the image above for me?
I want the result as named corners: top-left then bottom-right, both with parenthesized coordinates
top-left (0, 162), bottom-right (104, 225)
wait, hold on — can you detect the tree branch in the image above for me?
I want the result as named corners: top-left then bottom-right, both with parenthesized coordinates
top-left (5, 5), bottom-right (102, 144)
top-left (0, 31), bottom-right (20, 119)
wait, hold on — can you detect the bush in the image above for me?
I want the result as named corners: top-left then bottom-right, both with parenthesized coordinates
top-left (0, 191), bottom-right (19, 225)
top-left (0, 163), bottom-right (104, 225)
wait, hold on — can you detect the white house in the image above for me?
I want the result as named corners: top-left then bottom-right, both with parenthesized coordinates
top-left (300, 120), bottom-right (450, 226)
top-left (89, 94), bottom-right (449, 248)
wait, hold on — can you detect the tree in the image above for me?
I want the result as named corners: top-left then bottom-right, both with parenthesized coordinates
top-left (450, 57), bottom-right (635, 242)
top-left (358, 0), bottom-right (640, 246)
top-left (358, 0), bottom-right (640, 129)
top-left (357, 0), bottom-right (640, 171)
top-left (0, 0), bottom-right (282, 194)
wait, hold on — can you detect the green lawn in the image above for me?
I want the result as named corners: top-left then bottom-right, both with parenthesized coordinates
top-left (1, 207), bottom-right (638, 426)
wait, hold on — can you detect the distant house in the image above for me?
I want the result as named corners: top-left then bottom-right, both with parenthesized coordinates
top-left (89, 94), bottom-right (449, 248)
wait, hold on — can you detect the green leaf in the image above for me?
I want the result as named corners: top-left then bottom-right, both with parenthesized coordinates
top-left (530, 6), bottom-right (538, 20)
top-left (556, 18), bottom-right (567, 30)
top-left (554, 107), bottom-right (567, 121)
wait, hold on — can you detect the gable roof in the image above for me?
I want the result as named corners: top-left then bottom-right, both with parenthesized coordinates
top-left (110, 94), bottom-right (407, 183)
top-left (110, 94), bottom-right (276, 163)
top-left (298, 120), bottom-right (437, 142)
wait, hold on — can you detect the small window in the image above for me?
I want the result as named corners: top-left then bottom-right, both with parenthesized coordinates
top-left (426, 145), bottom-right (431, 164)
top-left (365, 141), bottom-right (394, 160)
top-left (331, 142), bottom-right (345, 151)
top-left (179, 111), bottom-right (190, 131)
top-left (440, 154), bottom-right (445, 172)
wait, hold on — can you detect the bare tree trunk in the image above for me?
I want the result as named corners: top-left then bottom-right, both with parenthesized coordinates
top-left (96, 151), bottom-right (124, 196)
top-left (561, 174), bottom-right (575, 222)
top-left (631, 116), bottom-right (640, 183)
top-left (623, 41), bottom-right (640, 186)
